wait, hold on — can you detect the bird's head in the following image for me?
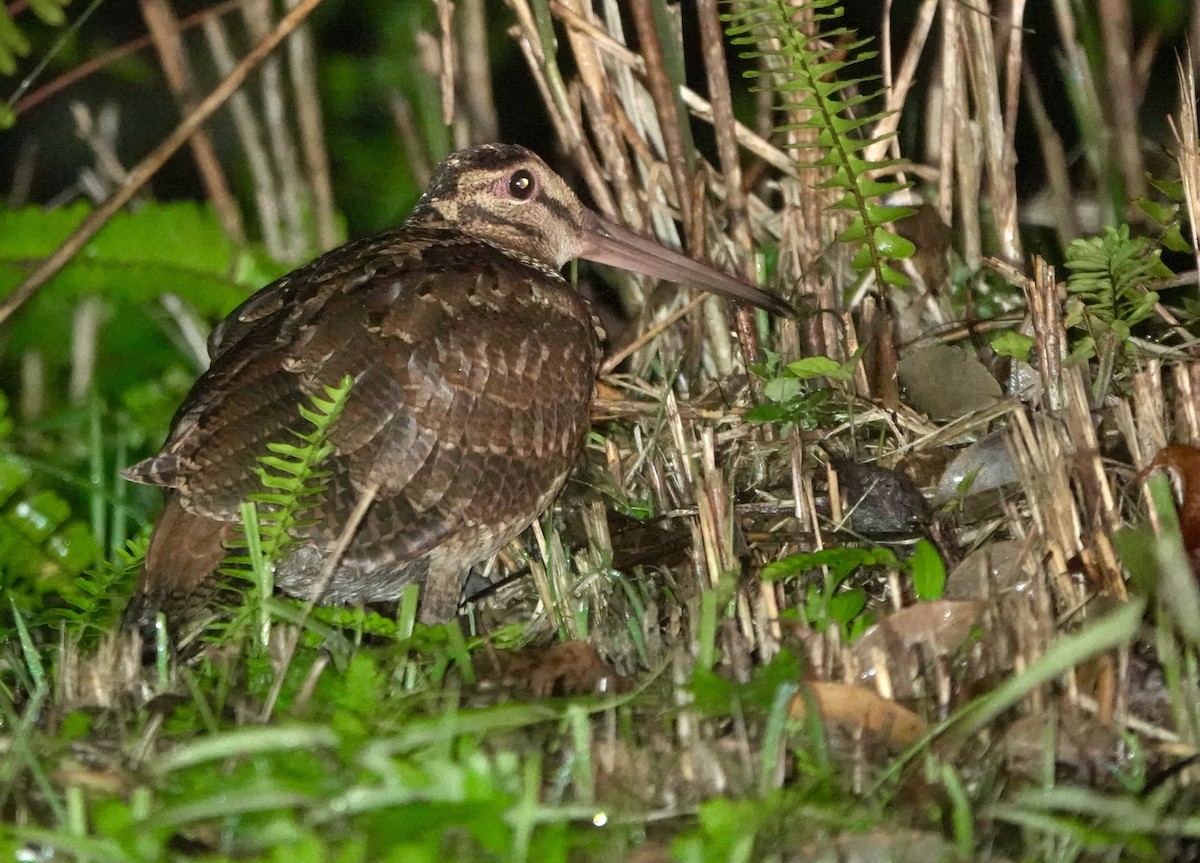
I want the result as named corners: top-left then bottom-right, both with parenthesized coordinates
top-left (410, 143), bottom-right (793, 316)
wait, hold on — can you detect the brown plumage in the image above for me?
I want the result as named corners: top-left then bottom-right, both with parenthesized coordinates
top-left (121, 144), bottom-right (790, 633)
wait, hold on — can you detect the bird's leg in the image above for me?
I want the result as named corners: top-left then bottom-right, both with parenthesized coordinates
top-left (418, 556), bottom-right (465, 624)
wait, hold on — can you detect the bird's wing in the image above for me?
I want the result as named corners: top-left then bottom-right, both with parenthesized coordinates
top-left (126, 248), bottom-right (599, 568)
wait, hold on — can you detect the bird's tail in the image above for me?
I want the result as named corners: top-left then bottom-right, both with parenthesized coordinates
top-left (120, 494), bottom-right (233, 641)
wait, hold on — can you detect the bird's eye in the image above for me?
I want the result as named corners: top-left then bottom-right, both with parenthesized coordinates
top-left (507, 169), bottom-right (536, 200)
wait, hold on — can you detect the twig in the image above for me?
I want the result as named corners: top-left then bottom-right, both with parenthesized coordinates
top-left (260, 480), bottom-right (382, 721)
top-left (0, 0), bottom-right (324, 328)
top-left (388, 91), bottom-right (434, 189)
top-left (13, 0), bottom-right (250, 117)
top-left (68, 296), bottom-right (101, 404)
top-left (508, 0), bottom-right (614, 212)
top-left (5, 0), bottom-right (104, 113)
top-left (961, 0), bottom-right (1021, 262)
top-left (7, 138), bottom-right (36, 206)
top-left (435, 0), bottom-right (457, 131)
top-left (1098, 0), bottom-right (1145, 200)
top-left (547, 0), bottom-right (797, 179)
top-left (559, 0), bottom-right (642, 231)
top-left (1000, 0), bottom-right (1027, 171)
top-left (1172, 54), bottom-right (1200, 278)
top-left (601, 293), bottom-right (707, 374)
top-left (863, 0), bottom-right (937, 165)
top-left (1021, 67), bottom-right (1077, 242)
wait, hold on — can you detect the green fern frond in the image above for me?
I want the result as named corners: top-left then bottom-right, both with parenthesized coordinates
top-left (50, 540), bottom-right (143, 636)
top-left (0, 449), bottom-right (101, 613)
top-left (215, 376), bottom-right (353, 647)
top-left (0, 387), bottom-right (104, 636)
top-left (725, 0), bottom-right (916, 288)
top-left (1136, 176), bottom-right (1192, 254)
top-left (1065, 225), bottom-right (1169, 341)
top-left (249, 375), bottom-right (354, 565)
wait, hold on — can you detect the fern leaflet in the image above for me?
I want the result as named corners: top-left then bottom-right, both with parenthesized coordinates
top-left (1065, 225), bottom-right (1168, 342)
top-left (218, 375), bottom-right (353, 603)
top-left (725, 0), bottom-right (916, 288)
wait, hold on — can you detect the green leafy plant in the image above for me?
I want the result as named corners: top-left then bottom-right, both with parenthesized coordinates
top-left (0, 0), bottom-right (74, 127)
top-left (763, 539), bottom-right (945, 638)
top-left (0, 202), bottom-right (279, 314)
top-left (0, 202), bottom-right (285, 417)
top-left (725, 0), bottom-right (917, 288)
top-left (989, 330), bottom-right (1036, 363)
top-left (46, 536), bottom-right (145, 638)
top-left (0, 391), bottom-right (100, 627)
top-left (1064, 225), bottom-right (1170, 360)
top-left (1135, 176), bottom-right (1191, 255)
top-left (746, 352), bottom-right (856, 431)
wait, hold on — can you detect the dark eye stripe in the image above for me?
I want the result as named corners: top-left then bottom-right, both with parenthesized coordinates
top-left (539, 195), bottom-right (572, 225)
top-left (462, 203), bottom-right (511, 226)
top-left (462, 203), bottom-right (550, 242)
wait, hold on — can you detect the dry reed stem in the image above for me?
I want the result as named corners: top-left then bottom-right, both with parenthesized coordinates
top-left (549, 0), bottom-right (797, 179)
top-left (1008, 413), bottom-right (1082, 669)
top-left (999, 0), bottom-right (1027, 163)
top-left (1098, 0), bottom-right (1145, 201)
top-left (140, 0), bottom-right (244, 242)
top-left (0, 0), bottom-right (324, 328)
top-left (284, 0), bottom-right (338, 251)
top-left (1024, 257), bottom-right (1067, 412)
top-left (629, 0), bottom-right (693, 233)
top-left (243, 0), bottom-right (309, 263)
top-left (1064, 368), bottom-right (1126, 600)
top-left (387, 92), bottom-right (434, 189)
top-left (560, 1), bottom-right (641, 229)
top-left (1129, 361), bottom-right (1168, 464)
top-left (933, 0), bottom-right (958, 226)
top-left (864, 0), bottom-right (937, 166)
top-left (1177, 364), bottom-right (1200, 445)
top-left (697, 0), bottom-right (764, 382)
top-left (457, 0), bottom-right (499, 142)
top-left (203, 14), bottom-right (286, 257)
top-left (1020, 68), bottom-right (1078, 241)
top-left (532, 1), bottom-right (769, 379)
top-left (434, 0), bottom-right (457, 132)
top-left (1173, 55), bottom-right (1200, 277)
top-left (961, 1), bottom-right (1020, 263)
top-left (506, 1), bottom-right (614, 213)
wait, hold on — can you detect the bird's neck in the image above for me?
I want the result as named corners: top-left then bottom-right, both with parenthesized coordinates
top-left (404, 211), bottom-right (568, 284)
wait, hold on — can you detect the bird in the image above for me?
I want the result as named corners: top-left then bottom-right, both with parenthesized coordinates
top-left (120, 143), bottom-right (791, 634)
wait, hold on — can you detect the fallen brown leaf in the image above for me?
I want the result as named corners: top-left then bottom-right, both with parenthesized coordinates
top-left (791, 681), bottom-right (927, 747)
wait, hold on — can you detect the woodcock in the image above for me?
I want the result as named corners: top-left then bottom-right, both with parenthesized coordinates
top-left (121, 144), bottom-right (791, 632)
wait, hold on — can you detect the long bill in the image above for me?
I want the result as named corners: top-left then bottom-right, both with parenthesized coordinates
top-left (577, 211), bottom-right (795, 318)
